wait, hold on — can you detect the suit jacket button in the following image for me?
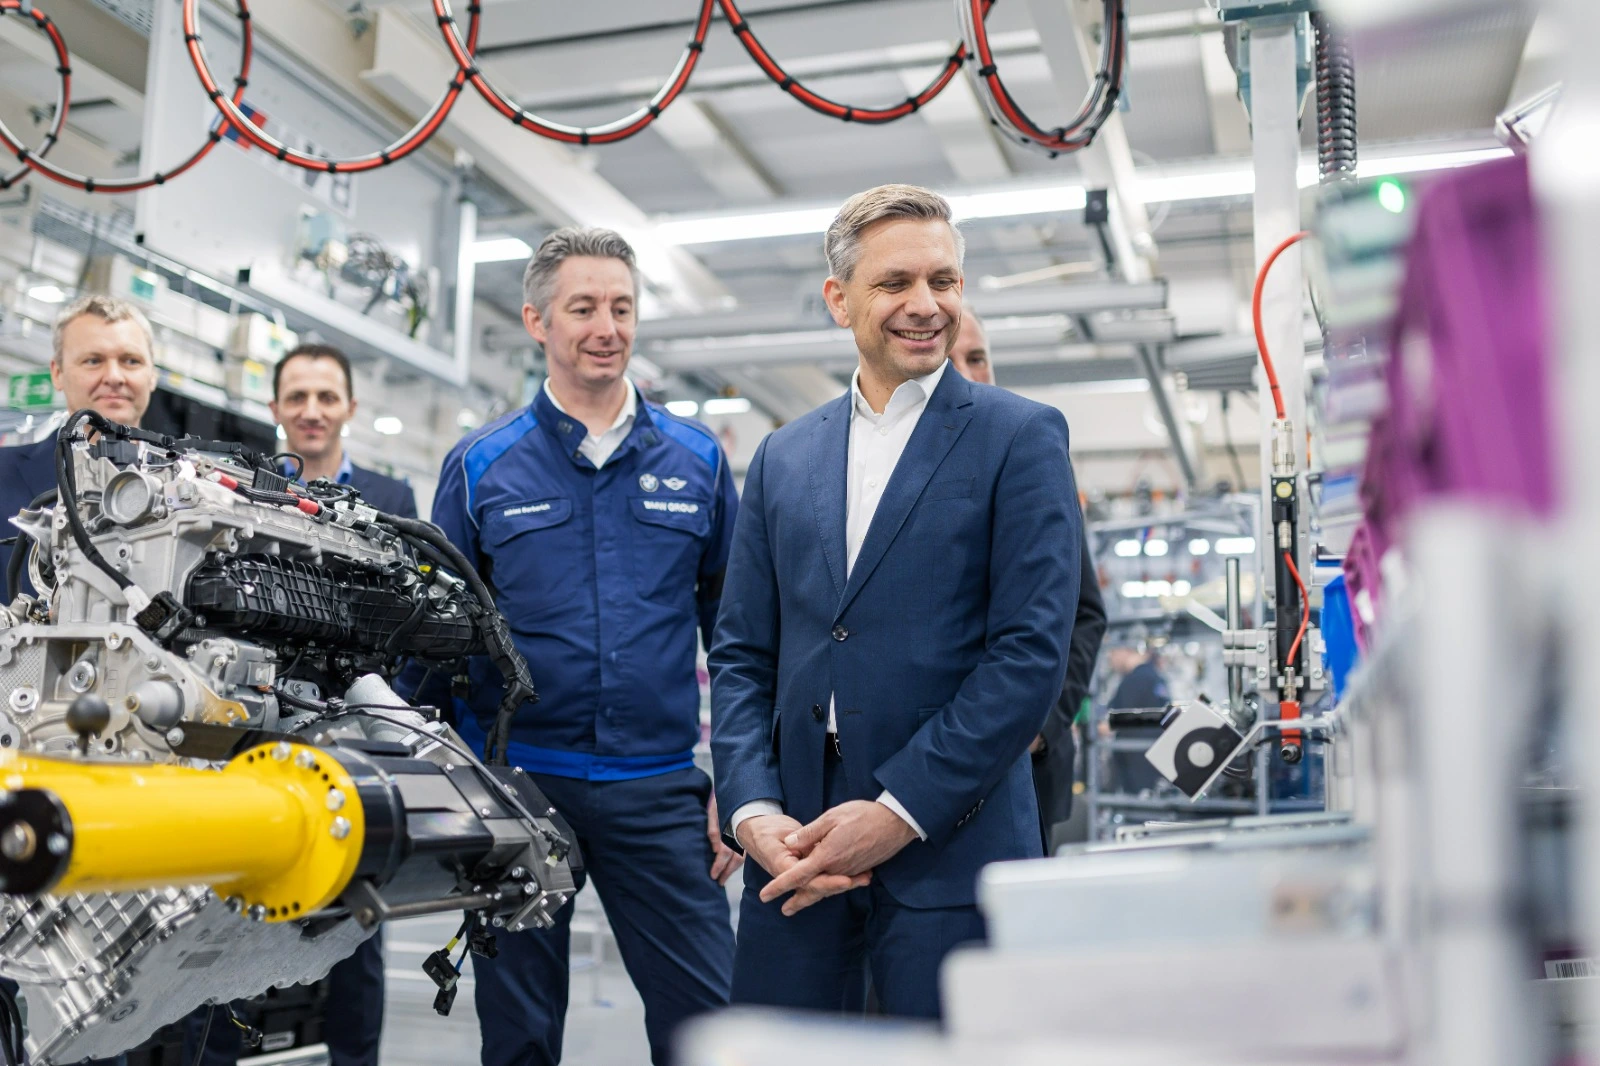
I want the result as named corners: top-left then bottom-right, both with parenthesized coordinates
top-left (811, 704), bottom-right (825, 722)
top-left (831, 625), bottom-right (848, 641)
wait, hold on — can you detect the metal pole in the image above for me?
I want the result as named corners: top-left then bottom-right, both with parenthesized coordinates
top-left (452, 177), bottom-right (478, 384)
top-left (1225, 556), bottom-right (1244, 715)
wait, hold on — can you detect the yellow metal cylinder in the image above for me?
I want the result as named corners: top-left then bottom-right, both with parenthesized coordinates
top-left (0, 741), bottom-right (365, 920)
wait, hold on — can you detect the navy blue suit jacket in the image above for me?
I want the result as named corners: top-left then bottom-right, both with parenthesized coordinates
top-left (347, 463), bottom-right (418, 518)
top-left (709, 366), bottom-right (1081, 909)
top-left (0, 437), bottom-right (59, 598)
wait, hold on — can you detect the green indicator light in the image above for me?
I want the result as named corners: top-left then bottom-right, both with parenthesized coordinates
top-left (1377, 180), bottom-right (1406, 214)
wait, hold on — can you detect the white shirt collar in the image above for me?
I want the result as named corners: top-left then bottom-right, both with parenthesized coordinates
top-left (543, 378), bottom-right (637, 434)
top-left (849, 359), bottom-right (949, 422)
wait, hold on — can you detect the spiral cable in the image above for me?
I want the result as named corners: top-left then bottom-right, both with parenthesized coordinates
top-left (1313, 12), bottom-right (1357, 183)
top-left (0, 0), bottom-right (70, 192)
top-left (0, 0), bottom-right (1117, 194)
top-left (956, 0), bottom-right (1126, 157)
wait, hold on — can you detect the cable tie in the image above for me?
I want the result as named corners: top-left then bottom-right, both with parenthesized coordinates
top-left (83, 176), bottom-right (94, 193)
top-left (976, 64), bottom-right (997, 76)
top-left (380, 150), bottom-right (393, 164)
top-left (57, 66), bottom-right (70, 75)
top-left (647, 103), bottom-right (661, 117)
top-left (207, 88), bottom-right (222, 101)
top-left (905, 96), bottom-right (921, 113)
top-left (467, 2), bottom-right (480, 10)
top-left (235, 76), bottom-right (248, 87)
top-left (326, 160), bottom-right (337, 172)
top-left (275, 146), bottom-right (288, 161)
top-left (10, 147), bottom-right (22, 162)
top-left (778, 76), bottom-right (793, 90)
top-left (730, 19), bottom-right (747, 33)
top-left (154, 172), bottom-right (165, 184)
top-left (436, 13), bottom-right (452, 25)
top-left (209, 129), bottom-right (223, 142)
top-left (686, 39), bottom-right (703, 51)
top-left (239, 9), bottom-right (250, 19)
top-left (463, 64), bottom-right (479, 77)
top-left (579, 131), bottom-right (591, 146)
top-left (184, 32), bottom-right (199, 42)
top-left (842, 107), bottom-right (855, 122)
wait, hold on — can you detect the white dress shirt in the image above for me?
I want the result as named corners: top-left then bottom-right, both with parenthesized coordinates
top-left (730, 361), bottom-right (948, 846)
top-left (544, 379), bottom-right (637, 469)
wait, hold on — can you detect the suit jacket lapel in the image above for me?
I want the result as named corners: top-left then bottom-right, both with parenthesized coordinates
top-left (807, 391), bottom-right (851, 603)
top-left (836, 369), bottom-right (974, 619)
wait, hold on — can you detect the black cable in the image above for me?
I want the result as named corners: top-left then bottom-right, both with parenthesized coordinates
top-left (55, 409), bottom-right (133, 591)
top-left (191, 1005), bottom-right (215, 1066)
top-left (270, 452), bottom-right (305, 479)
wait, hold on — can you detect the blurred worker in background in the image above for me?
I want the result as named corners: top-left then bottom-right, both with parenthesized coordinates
top-left (0, 293), bottom-right (158, 1066)
top-left (410, 227), bottom-right (740, 1066)
top-left (0, 295), bottom-right (159, 601)
top-left (711, 184), bottom-right (1081, 1019)
top-left (950, 311), bottom-right (1107, 851)
top-left (270, 343), bottom-right (418, 517)
top-left (1104, 637), bottom-right (1171, 795)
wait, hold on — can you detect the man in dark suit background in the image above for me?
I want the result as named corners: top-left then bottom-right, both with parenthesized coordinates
top-left (710, 184), bottom-right (1082, 1019)
top-left (949, 310), bottom-right (1107, 852)
top-left (0, 295), bottom-right (160, 604)
top-left (270, 343), bottom-right (417, 519)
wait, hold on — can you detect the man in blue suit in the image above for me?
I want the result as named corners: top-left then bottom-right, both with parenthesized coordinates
top-left (709, 184), bottom-right (1081, 1019)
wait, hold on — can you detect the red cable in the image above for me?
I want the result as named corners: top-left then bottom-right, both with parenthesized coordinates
top-left (1283, 549), bottom-right (1310, 671)
top-left (718, 0), bottom-right (985, 124)
top-left (1252, 230), bottom-right (1312, 420)
top-left (0, 0), bottom-right (70, 191)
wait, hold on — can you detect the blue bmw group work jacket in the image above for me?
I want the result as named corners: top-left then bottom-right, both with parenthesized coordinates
top-left (420, 385), bottom-right (738, 780)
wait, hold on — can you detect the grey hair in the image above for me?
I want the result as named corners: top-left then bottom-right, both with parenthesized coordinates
top-left (823, 183), bottom-right (966, 282)
top-left (522, 226), bottom-right (642, 318)
top-left (51, 293), bottom-right (155, 363)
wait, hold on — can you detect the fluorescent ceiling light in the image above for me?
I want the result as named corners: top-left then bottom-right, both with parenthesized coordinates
top-left (652, 146), bottom-right (1512, 246)
top-left (373, 416), bottom-right (404, 435)
top-left (1113, 539), bottom-right (1142, 558)
top-left (1172, 579), bottom-right (1192, 597)
top-left (1145, 580), bottom-right (1173, 597)
top-left (1188, 538), bottom-right (1211, 556)
top-left (1144, 538), bottom-right (1169, 557)
top-left (457, 408), bottom-right (481, 429)
top-left (664, 399), bottom-right (700, 417)
top-left (472, 236), bottom-right (533, 263)
top-left (1216, 536), bottom-right (1256, 556)
top-left (1120, 581), bottom-right (1145, 599)
top-left (275, 424), bottom-right (287, 440)
top-left (27, 283), bottom-right (67, 303)
top-left (702, 397), bottom-right (751, 415)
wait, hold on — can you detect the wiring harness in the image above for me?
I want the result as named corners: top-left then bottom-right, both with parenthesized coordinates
top-left (0, 0), bottom-right (1126, 191)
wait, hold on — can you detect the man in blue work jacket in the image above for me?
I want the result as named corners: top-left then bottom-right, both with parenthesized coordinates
top-left (417, 227), bottom-right (740, 1066)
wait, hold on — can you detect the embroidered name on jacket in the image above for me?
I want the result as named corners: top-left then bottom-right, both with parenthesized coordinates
top-left (504, 502), bottom-right (553, 517)
top-left (641, 500), bottom-right (700, 514)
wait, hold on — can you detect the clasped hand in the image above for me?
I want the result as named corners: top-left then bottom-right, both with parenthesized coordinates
top-left (738, 801), bottom-right (918, 917)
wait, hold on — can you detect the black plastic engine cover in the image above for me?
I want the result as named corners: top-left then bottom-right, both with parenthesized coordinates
top-left (185, 553), bottom-right (478, 658)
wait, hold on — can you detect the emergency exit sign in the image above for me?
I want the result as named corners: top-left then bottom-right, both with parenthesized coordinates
top-left (7, 370), bottom-right (54, 410)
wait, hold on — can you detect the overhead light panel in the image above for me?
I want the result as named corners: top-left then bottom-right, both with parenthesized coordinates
top-left (472, 236), bottom-right (533, 263)
top-left (664, 400), bottom-right (700, 417)
top-left (1144, 539), bottom-right (1169, 557)
top-left (1113, 539), bottom-right (1143, 558)
top-left (1215, 536), bottom-right (1256, 555)
top-left (373, 416), bottom-right (404, 435)
top-left (702, 397), bottom-right (751, 415)
top-left (1120, 581), bottom-right (1145, 599)
top-left (1172, 579), bottom-right (1192, 597)
top-left (1188, 538), bottom-right (1211, 556)
top-left (27, 283), bottom-right (67, 303)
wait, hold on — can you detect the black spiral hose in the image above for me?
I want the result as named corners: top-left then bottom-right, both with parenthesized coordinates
top-left (1313, 13), bottom-right (1357, 183)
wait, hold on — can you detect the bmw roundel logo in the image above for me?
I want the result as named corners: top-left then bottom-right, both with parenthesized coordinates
top-left (639, 473), bottom-right (659, 492)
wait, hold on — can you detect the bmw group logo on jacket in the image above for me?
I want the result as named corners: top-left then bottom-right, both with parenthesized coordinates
top-left (426, 385), bottom-right (737, 780)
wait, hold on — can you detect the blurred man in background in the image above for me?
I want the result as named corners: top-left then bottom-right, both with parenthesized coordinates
top-left (1104, 637), bottom-right (1171, 795)
top-left (950, 310), bottom-right (1106, 850)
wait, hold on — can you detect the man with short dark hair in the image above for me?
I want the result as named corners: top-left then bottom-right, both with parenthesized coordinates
top-left (711, 184), bottom-right (1081, 1018)
top-left (270, 343), bottom-right (417, 517)
top-left (414, 226), bottom-right (740, 1066)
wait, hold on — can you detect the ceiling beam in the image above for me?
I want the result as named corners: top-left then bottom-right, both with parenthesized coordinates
top-left (897, 63), bottom-right (1012, 185)
top-left (651, 99), bottom-right (783, 204)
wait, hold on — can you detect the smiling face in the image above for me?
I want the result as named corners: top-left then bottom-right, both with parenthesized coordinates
top-left (523, 255), bottom-right (636, 396)
top-left (270, 355), bottom-right (355, 463)
top-left (50, 315), bottom-right (158, 426)
top-left (823, 217), bottom-right (964, 397)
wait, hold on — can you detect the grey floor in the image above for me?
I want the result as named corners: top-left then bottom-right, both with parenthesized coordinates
top-left (372, 869), bottom-right (745, 1066)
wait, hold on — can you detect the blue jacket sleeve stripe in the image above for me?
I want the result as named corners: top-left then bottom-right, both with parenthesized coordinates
top-left (463, 408), bottom-right (538, 522)
top-left (650, 410), bottom-right (720, 472)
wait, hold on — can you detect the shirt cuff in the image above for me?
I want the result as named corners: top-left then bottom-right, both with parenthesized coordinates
top-left (729, 800), bottom-right (784, 847)
top-left (875, 790), bottom-right (927, 841)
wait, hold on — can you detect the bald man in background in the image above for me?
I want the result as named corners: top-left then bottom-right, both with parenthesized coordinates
top-left (950, 310), bottom-right (1107, 850)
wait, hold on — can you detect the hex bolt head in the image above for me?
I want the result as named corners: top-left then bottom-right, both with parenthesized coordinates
top-left (165, 728), bottom-right (185, 747)
top-left (272, 742), bottom-right (292, 762)
top-left (510, 866), bottom-right (527, 880)
top-left (295, 750), bottom-right (315, 769)
top-left (444, 763), bottom-right (455, 772)
top-left (225, 897), bottom-right (244, 914)
top-left (247, 905), bottom-right (267, 922)
top-left (329, 816), bottom-right (351, 840)
top-left (479, 807), bottom-right (492, 817)
top-left (325, 789), bottom-right (346, 811)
